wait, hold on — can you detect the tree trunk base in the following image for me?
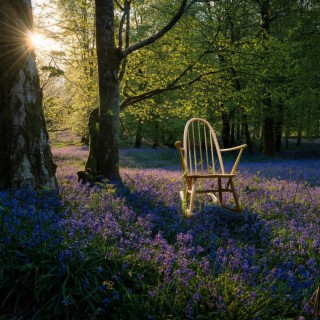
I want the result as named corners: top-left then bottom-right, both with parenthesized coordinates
top-left (77, 170), bottom-right (110, 184)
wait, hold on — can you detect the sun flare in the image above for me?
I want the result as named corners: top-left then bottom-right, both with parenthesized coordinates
top-left (29, 33), bottom-right (45, 47)
top-left (27, 31), bottom-right (58, 51)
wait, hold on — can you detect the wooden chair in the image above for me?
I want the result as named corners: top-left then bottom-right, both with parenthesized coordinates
top-left (175, 118), bottom-right (247, 217)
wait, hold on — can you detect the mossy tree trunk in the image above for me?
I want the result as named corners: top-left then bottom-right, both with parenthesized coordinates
top-left (0, 0), bottom-right (57, 190)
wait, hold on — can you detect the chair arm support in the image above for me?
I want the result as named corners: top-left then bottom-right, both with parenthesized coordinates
top-left (220, 144), bottom-right (247, 152)
top-left (220, 144), bottom-right (247, 174)
top-left (175, 141), bottom-right (187, 173)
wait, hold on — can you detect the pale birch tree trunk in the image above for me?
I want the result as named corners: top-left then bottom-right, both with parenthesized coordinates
top-left (0, 0), bottom-right (58, 190)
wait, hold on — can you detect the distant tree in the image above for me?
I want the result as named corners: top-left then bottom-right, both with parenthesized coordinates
top-left (283, 0), bottom-right (320, 141)
top-left (0, 0), bottom-right (57, 189)
top-left (254, 0), bottom-right (317, 154)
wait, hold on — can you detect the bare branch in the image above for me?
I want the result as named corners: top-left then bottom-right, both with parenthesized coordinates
top-left (118, 6), bottom-right (126, 50)
top-left (125, 1), bottom-right (130, 49)
top-left (114, 0), bottom-right (124, 11)
top-left (170, 51), bottom-right (210, 87)
top-left (48, 128), bottom-right (71, 132)
top-left (119, 1), bottom-right (131, 82)
top-left (123, 0), bottom-right (189, 57)
top-left (120, 67), bottom-right (228, 110)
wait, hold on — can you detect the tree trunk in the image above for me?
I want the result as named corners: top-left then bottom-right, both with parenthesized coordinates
top-left (84, 0), bottom-right (190, 181)
top-left (230, 123), bottom-right (236, 146)
top-left (274, 102), bottom-right (284, 152)
top-left (152, 121), bottom-right (160, 149)
top-left (274, 120), bottom-right (282, 152)
top-left (284, 128), bottom-right (289, 149)
top-left (236, 123), bottom-right (241, 142)
top-left (93, 0), bottom-right (121, 179)
top-left (0, 0), bottom-right (57, 190)
top-left (260, 0), bottom-right (275, 157)
top-left (296, 129), bottom-right (302, 146)
top-left (134, 119), bottom-right (142, 148)
top-left (221, 111), bottom-right (231, 148)
top-left (262, 115), bottom-right (275, 156)
top-left (243, 114), bottom-right (254, 154)
top-left (85, 107), bottom-right (99, 171)
top-left (261, 82), bottom-right (275, 156)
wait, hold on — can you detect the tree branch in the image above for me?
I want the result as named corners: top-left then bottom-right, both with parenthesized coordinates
top-left (118, 4), bottom-right (126, 50)
top-left (169, 51), bottom-right (211, 87)
top-left (123, 0), bottom-right (190, 57)
top-left (120, 67), bottom-right (228, 110)
top-left (114, 0), bottom-right (124, 11)
top-left (119, 1), bottom-right (131, 82)
top-left (48, 127), bottom-right (71, 132)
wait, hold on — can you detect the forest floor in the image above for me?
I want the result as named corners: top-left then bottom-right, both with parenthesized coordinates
top-left (1, 140), bottom-right (320, 319)
top-left (51, 137), bottom-right (320, 182)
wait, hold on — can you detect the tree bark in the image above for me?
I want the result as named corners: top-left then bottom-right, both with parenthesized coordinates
top-left (262, 113), bottom-right (275, 156)
top-left (274, 118), bottom-right (282, 152)
top-left (152, 120), bottom-right (160, 149)
top-left (274, 101), bottom-right (284, 152)
top-left (230, 123), bottom-right (236, 146)
top-left (134, 118), bottom-right (142, 148)
top-left (85, 107), bottom-right (99, 171)
top-left (94, 0), bottom-right (121, 179)
top-left (296, 129), bottom-right (302, 146)
top-left (0, 0), bottom-right (57, 190)
top-left (260, 0), bottom-right (275, 156)
top-left (221, 110), bottom-right (231, 148)
top-left (285, 129), bottom-right (289, 149)
top-left (243, 114), bottom-right (254, 154)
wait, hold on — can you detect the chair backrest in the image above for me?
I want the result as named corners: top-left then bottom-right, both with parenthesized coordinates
top-left (183, 118), bottom-right (225, 175)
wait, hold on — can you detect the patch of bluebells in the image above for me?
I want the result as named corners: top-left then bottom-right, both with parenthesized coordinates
top-left (240, 159), bottom-right (320, 186)
top-left (0, 187), bottom-right (63, 256)
top-left (119, 164), bottom-right (320, 316)
top-left (1, 146), bottom-right (320, 319)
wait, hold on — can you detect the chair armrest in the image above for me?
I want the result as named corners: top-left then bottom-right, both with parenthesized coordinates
top-left (220, 144), bottom-right (247, 152)
top-left (175, 141), bottom-right (183, 150)
top-left (220, 144), bottom-right (247, 174)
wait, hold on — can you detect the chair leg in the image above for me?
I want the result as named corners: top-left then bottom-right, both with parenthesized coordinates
top-left (179, 178), bottom-right (197, 217)
top-left (229, 178), bottom-right (241, 211)
top-left (181, 177), bottom-right (241, 215)
top-left (208, 192), bottom-right (219, 204)
top-left (218, 178), bottom-right (223, 204)
top-left (186, 183), bottom-right (196, 217)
